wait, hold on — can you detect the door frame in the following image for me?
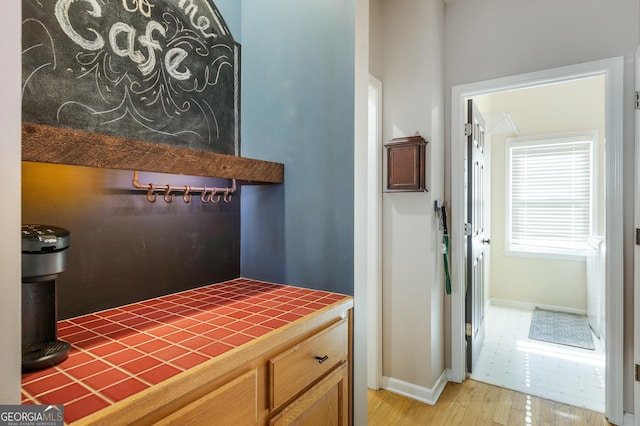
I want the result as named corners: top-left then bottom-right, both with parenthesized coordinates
top-left (450, 57), bottom-right (624, 423)
top-left (367, 75), bottom-right (383, 390)
top-left (634, 45), bottom-right (640, 426)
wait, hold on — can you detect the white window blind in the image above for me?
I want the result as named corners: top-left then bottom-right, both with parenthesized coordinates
top-left (507, 133), bottom-right (595, 253)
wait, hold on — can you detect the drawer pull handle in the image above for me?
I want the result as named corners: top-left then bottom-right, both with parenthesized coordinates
top-left (315, 355), bottom-right (329, 364)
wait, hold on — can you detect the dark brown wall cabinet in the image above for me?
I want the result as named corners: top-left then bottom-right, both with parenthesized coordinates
top-left (384, 136), bottom-right (427, 192)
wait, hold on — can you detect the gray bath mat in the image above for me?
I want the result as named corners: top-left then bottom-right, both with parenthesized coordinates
top-left (528, 308), bottom-right (595, 350)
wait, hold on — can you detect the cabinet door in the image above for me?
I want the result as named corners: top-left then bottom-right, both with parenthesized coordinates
top-left (269, 362), bottom-right (349, 426)
top-left (154, 369), bottom-right (257, 426)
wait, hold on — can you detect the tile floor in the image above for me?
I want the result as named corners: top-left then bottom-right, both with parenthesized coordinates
top-left (469, 304), bottom-right (605, 413)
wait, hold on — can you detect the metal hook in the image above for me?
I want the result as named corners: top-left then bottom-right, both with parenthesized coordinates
top-left (147, 185), bottom-right (157, 203)
top-left (183, 186), bottom-right (192, 204)
top-left (163, 185), bottom-right (174, 203)
top-left (208, 187), bottom-right (222, 203)
top-left (133, 171), bottom-right (235, 205)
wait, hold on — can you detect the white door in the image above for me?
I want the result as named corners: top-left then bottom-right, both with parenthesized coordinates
top-left (465, 99), bottom-right (488, 373)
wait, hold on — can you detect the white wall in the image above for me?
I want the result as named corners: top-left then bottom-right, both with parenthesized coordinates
top-left (0, 0), bottom-right (22, 403)
top-left (368, 0), bottom-right (384, 79)
top-left (480, 77), bottom-right (605, 311)
top-left (372, 0), bottom-right (446, 394)
top-left (445, 0), bottom-right (638, 412)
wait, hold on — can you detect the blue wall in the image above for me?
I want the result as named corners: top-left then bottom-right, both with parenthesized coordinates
top-left (214, 0), bottom-right (241, 41)
top-left (239, 1), bottom-right (355, 295)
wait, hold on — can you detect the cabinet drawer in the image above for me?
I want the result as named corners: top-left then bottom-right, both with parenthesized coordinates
top-left (269, 319), bottom-right (348, 410)
top-left (154, 369), bottom-right (257, 426)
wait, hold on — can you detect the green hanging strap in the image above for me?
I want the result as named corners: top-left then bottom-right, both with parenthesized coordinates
top-left (441, 205), bottom-right (452, 295)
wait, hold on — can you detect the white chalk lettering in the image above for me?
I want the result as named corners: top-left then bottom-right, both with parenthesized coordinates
top-left (56, 0), bottom-right (194, 80)
top-left (165, 47), bottom-right (191, 80)
top-left (122, 0), bottom-right (154, 18)
top-left (55, 0), bottom-right (105, 50)
top-left (137, 21), bottom-right (165, 75)
top-left (109, 22), bottom-right (145, 64)
top-left (178, 0), bottom-right (216, 39)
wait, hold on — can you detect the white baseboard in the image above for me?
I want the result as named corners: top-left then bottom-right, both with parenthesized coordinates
top-left (381, 370), bottom-right (448, 406)
top-left (490, 298), bottom-right (587, 316)
top-left (622, 412), bottom-right (633, 426)
top-left (445, 367), bottom-right (461, 383)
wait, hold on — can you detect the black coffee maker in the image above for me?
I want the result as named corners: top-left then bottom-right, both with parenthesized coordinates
top-left (21, 224), bottom-right (71, 372)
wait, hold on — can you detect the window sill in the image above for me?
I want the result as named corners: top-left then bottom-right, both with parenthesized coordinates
top-left (505, 247), bottom-right (590, 261)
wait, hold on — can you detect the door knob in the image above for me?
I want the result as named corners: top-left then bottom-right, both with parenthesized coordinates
top-left (482, 239), bottom-right (491, 244)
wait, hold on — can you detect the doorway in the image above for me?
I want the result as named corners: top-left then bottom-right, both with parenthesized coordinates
top-left (471, 79), bottom-right (606, 411)
top-left (450, 58), bottom-right (624, 423)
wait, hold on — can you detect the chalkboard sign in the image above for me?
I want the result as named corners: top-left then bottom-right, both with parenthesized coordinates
top-left (22, 0), bottom-right (240, 156)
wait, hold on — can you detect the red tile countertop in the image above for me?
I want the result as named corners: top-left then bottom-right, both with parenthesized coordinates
top-left (21, 278), bottom-right (349, 424)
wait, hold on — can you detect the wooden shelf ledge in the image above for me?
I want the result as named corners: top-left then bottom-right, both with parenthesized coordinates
top-left (22, 122), bottom-right (284, 184)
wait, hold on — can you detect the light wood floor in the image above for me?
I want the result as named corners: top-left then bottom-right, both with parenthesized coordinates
top-left (368, 380), bottom-right (612, 425)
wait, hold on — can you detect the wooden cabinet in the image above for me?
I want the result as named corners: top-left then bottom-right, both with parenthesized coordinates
top-left (269, 362), bottom-right (349, 426)
top-left (268, 319), bottom-right (349, 425)
top-left (154, 369), bottom-right (258, 426)
top-left (384, 136), bottom-right (427, 192)
top-left (75, 298), bottom-right (353, 426)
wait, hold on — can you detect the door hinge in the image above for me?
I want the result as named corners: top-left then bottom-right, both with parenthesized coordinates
top-left (636, 364), bottom-right (640, 381)
top-left (464, 123), bottom-right (473, 137)
top-left (636, 228), bottom-right (640, 245)
top-left (465, 323), bottom-right (472, 337)
top-left (464, 223), bottom-right (472, 236)
top-left (635, 91), bottom-right (640, 110)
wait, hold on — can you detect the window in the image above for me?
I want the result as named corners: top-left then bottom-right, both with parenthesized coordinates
top-left (506, 132), bottom-right (597, 257)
